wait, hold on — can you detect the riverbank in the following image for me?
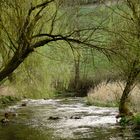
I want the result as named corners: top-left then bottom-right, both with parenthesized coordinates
top-left (0, 86), bottom-right (20, 108)
top-left (87, 81), bottom-right (140, 112)
top-left (0, 98), bottom-right (139, 140)
top-left (1, 82), bottom-right (140, 128)
top-left (87, 81), bottom-right (140, 127)
top-left (0, 95), bottom-right (20, 108)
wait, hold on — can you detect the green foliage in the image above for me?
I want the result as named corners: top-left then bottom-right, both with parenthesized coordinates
top-left (1, 1), bottom-right (137, 101)
top-left (5, 2), bottom-right (115, 98)
top-left (119, 114), bottom-right (140, 126)
top-left (116, 113), bottom-right (140, 127)
top-left (10, 45), bottom-right (73, 98)
top-left (0, 96), bottom-right (19, 107)
top-left (133, 114), bottom-right (140, 125)
top-left (119, 117), bottom-right (130, 126)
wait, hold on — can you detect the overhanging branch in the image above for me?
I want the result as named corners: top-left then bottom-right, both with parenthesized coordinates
top-left (31, 34), bottom-right (114, 56)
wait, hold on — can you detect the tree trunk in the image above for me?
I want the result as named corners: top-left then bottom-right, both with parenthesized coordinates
top-left (74, 55), bottom-right (80, 90)
top-left (119, 78), bottom-right (134, 115)
top-left (0, 49), bottom-right (32, 82)
top-left (119, 68), bottom-right (139, 116)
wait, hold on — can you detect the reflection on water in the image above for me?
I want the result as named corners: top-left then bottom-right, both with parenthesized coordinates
top-left (0, 98), bottom-right (139, 140)
top-left (0, 124), bottom-right (53, 140)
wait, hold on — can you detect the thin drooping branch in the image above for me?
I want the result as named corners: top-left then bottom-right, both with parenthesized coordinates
top-left (0, 17), bottom-right (17, 51)
top-left (29, 0), bottom-right (54, 15)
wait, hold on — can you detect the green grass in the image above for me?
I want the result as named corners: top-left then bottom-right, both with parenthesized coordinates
top-left (0, 96), bottom-right (20, 108)
top-left (133, 114), bottom-right (140, 125)
top-left (119, 113), bottom-right (140, 126)
top-left (86, 98), bottom-right (118, 107)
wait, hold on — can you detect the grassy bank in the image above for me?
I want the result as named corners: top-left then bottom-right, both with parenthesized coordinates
top-left (0, 95), bottom-right (20, 108)
top-left (87, 81), bottom-right (140, 112)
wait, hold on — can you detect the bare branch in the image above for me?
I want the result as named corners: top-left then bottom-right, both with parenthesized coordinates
top-left (29, 0), bottom-right (54, 15)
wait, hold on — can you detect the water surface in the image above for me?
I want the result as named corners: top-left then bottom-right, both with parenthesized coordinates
top-left (0, 98), bottom-right (139, 140)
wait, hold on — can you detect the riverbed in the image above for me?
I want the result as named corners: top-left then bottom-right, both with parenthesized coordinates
top-left (0, 98), bottom-right (139, 140)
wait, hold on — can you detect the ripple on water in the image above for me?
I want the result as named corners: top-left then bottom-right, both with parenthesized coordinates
top-left (1, 98), bottom-right (138, 140)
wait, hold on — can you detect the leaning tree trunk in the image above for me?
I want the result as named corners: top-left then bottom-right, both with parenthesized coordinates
top-left (119, 67), bottom-right (140, 116)
top-left (0, 48), bottom-right (33, 82)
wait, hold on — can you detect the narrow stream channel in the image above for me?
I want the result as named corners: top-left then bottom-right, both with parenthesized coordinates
top-left (0, 98), bottom-right (139, 140)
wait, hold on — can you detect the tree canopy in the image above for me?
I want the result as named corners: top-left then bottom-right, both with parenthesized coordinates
top-left (0, 0), bottom-right (111, 82)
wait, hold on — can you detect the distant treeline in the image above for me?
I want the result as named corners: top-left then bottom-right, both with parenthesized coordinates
top-left (62, 0), bottom-right (98, 5)
top-left (77, 0), bottom-right (99, 4)
top-left (62, 0), bottom-right (118, 6)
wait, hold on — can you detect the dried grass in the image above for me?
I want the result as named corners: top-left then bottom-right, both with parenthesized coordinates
top-left (87, 81), bottom-right (140, 112)
top-left (0, 86), bottom-right (16, 96)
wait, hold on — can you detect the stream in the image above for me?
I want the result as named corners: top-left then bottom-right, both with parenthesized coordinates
top-left (0, 98), bottom-right (139, 140)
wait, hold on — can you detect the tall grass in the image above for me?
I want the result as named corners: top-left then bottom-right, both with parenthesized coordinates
top-left (87, 81), bottom-right (140, 112)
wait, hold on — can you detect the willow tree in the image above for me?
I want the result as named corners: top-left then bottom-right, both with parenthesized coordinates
top-left (0, 0), bottom-right (112, 83)
top-left (107, 0), bottom-right (140, 116)
top-left (0, 0), bottom-right (114, 84)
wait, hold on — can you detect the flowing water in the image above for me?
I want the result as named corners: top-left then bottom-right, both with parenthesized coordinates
top-left (0, 98), bottom-right (139, 140)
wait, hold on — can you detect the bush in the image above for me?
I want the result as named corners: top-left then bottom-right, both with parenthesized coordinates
top-left (133, 114), bottom-right (140, 125)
